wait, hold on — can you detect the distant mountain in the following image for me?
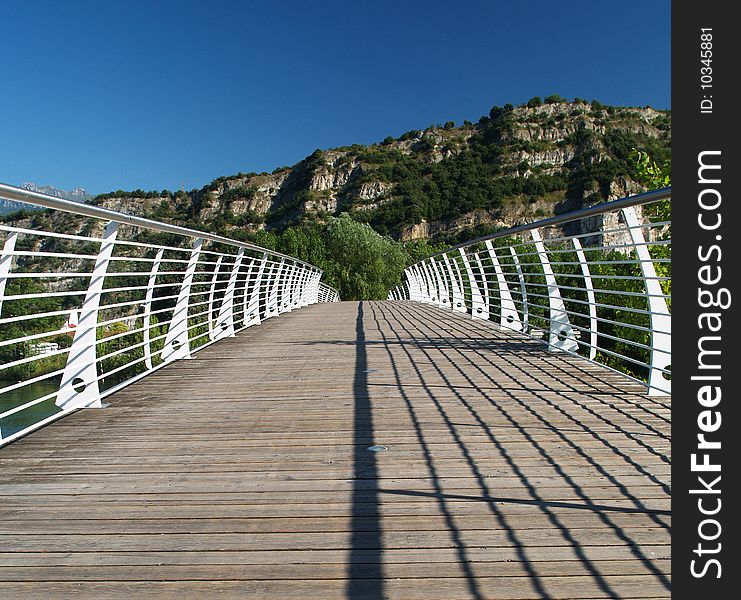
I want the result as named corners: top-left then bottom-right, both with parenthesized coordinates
top-left (0, 183), bottom-right (92, 215)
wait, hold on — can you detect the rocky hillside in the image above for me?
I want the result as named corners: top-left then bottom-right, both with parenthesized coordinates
top-left (10, 98), bottom-right (671, 243)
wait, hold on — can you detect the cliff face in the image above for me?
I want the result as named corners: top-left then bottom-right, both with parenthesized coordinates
top-left (79, 99), bottom-right (670, 243)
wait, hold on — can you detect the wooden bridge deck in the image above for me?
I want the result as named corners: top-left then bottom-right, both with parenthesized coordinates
top-left (0, 301), bottom-right (671, 599)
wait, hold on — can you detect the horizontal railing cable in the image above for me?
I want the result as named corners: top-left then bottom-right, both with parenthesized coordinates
top-left (389, 188), bottom-right (671, 397)
top-left (0, 182), bottom-right (339, 445)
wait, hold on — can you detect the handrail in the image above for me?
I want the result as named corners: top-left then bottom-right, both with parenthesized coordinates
top-left (427, 187), bottom-right (671, 259)
top-left (389, 188), bottom-right (671, 397)
top-left (0, 182), bottom-right (316, 268)
top-left (0, 182), bottom-right (339, 446)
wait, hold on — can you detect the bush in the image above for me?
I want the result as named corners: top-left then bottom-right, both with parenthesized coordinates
top-left (544, 94), bottom-right (566, 104)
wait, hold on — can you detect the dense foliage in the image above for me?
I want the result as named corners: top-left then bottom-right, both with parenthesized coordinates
top-left (237, 215), bottom-right (445, 300)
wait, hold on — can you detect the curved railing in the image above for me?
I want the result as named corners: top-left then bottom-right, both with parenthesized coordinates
top-left (0, 182), bottom-right (338, 445)
top-left (389, 188), bottom-right (671, 397)
top-left (317, 283), bottom-right (341, 303)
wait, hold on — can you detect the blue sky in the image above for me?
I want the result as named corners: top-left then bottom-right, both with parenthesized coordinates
top-left (1, 0), bottom-right (670, 195)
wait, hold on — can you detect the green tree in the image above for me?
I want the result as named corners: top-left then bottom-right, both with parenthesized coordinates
top-left (323, 214), bottom-right (407, 300)
top-left (544, 94), bottom-right (566, 104)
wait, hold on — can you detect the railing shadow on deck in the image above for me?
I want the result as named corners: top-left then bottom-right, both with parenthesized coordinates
top-left (347, 301), bottom-right (384, 598)
top-left (325, 300), bottom-right (670, 598)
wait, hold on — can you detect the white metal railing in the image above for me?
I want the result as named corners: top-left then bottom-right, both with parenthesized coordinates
top-left (389, 188), bottom-right (671, 397)
top-left (0, 182), bottom-right (339, 445)
top-left (318, 283), bottom-right (340, 303)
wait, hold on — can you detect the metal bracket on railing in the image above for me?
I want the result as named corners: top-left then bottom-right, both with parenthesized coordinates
top-left (213, 248), bottom-right (244, 340)
top-left (531, 229), bottom-right (578, 352)
top-left (143, 248), bottom-right (164, 369)
top-left (572, 238), bottom-right (597, 360)
top-left (162, 238), bottom-right (203, 362)
top-left (486, 241), bottom-right (522, 332)
top-left (622, 207), bottom-right (671, 396)
top-left (443, 254), bottom-right (466, 313)
top-left (459, 248), bottom-right (486, 319)
top-left (0, 231), bottom-right (17, 317)
top-left (56, 221), bottom-right (119, 410)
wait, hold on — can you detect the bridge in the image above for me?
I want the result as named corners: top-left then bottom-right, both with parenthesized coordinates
top-left (0, 183), bottom-right (671, 599)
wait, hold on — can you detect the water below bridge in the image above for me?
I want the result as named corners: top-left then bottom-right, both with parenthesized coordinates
top-left (0, 300), bottom-right (671, 599)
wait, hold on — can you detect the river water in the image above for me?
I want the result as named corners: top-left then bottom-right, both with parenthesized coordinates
top-left (0, 380), bottom-right (62, 440)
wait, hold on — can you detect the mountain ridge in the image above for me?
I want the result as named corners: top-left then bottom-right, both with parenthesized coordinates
top-left (4, 97), bottom-right (670, 245)
top-left (90, 97), bottom-right (670, 243)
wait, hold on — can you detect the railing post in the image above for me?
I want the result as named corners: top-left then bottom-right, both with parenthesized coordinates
top-left (412, 264), bottom-right (430, 303)
top-left (296, 268), bottom-right (306, 306)
top-left (302, 269), bottom-right (313, 305)
top-left (572, 238), bottom-right (597, 360)
top-left (408, 267), bottom-right (421, 301)
top-left (443, 254), bottom-right (466, 313)
top-left (622, 207), bottom-right (671, 396)
top-left (291, 264), bottom-right (302, 309)
top-left (275, 259), bottom-right (287, 314)
top-left (280, 263), bottom-right (294, 313)
top-left (162, 238), bottom-right (203, 362)
top-left (244, 254), bottom-right (267, 326)
top-left (458, 248), bottom-right (486, 319)
top-left (266, 259), bottom-right (282, 317)
top-left (308, 270), bottom-right (318, 305)
top-left (292, 265), bottom-right (304, 309)
top-left (509, 246), bottom-right (529, 332)
top-left (143, 248), bottom-right (164, 370)
top-left (531, 228), bottom-right (578, 352)
top-left (420, 261), bottom-right (437, 304)
top-left (486, 241), bottom-right (522, 332)
top-left (472, 252), bottom-right (490, 319)
top-left (213, 248), bottom-right (244, 340)
top-left (430, 257), bottom-right (449, 309)
top-left (286, 263), bottom-right (298, 311)
top-left (0, 231), bottom-right (18, 317)
top-left (238, 257), bottom-right (255, 325)
top-left (56, 221), bottom-right (119, 410)
top-left (207, 256), bottom-right (224, 340)
top-left (308, 270), bottom-right (320, 304)
top-left (404, 268), bottom-right (417, 301)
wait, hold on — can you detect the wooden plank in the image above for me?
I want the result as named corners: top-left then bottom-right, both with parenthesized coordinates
top-left (0, 300), bottom-right (671, 598)
top-left (0, 559), bottom-right (670, 581)
top-left (0, 576), bottom-right (672, 600)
